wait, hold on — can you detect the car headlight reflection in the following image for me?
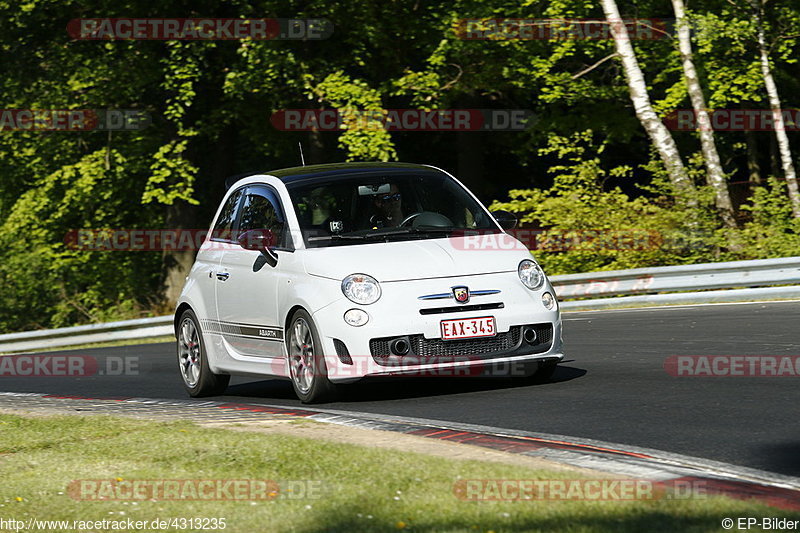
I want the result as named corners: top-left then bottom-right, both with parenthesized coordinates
top-left (341, 274), bottom-right (381, 305)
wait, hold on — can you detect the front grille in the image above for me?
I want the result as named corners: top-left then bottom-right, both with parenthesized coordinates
top-left (369, 338), bottom-right (392, 358)
top-left (412, 328), bottom-right (520, 357)
top-left (369, 323), bottom-right (554, 366)
top-left (534, 324), bottom-right (552, 345)
top-left (370, 327), bottom-right (520, 358)
top-left (419, 302), bottom-right (504, 315)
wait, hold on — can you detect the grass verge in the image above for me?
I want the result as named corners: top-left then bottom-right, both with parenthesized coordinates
top-left (0, 414), bottom-right (797, 532)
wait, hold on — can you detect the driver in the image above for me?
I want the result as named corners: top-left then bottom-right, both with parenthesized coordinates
top-left (369, 184), bottom-right (403, 228)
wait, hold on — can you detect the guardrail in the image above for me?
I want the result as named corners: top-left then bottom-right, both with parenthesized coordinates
top-left (551, 256), bottom-right (800, 308)
top-left (1, 256), bottom-right (799, 353)
top-left (0, 316), bottom-right (173, 353)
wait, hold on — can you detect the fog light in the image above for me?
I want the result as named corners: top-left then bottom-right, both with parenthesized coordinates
top-left (344, 308), bottom-right (369, 327)
top-left (542, 292), bottom-right (556, 310)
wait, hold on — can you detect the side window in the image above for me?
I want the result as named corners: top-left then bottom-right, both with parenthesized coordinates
top-left (238, 189), bottom-right (288, 248)
top-left (212, 188), bottom-right (244, 242)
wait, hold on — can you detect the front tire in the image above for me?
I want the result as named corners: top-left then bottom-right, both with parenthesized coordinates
top-left (177, 309), bottom-right (230, 397)
top-left (287, 309), bottom-right (337, 403)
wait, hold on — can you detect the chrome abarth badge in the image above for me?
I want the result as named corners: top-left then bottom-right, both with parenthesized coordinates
top-left (452, 286), bottom-right (470, 304)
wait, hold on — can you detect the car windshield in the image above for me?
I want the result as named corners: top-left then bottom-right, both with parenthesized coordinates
top-left (286, 171), bottom-right (500, 247)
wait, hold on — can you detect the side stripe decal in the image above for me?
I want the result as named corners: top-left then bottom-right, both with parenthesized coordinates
top-left (200, 319), bottom-right (284, 341)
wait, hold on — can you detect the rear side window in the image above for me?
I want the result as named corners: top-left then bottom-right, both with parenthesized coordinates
top-left (211, 188), bottom-right (244, 242)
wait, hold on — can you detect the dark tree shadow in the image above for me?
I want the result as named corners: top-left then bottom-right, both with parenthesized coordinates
top-left (752, 442), bottom-right (800, 477)
top-left (220, 364), bottom-right (586, 404)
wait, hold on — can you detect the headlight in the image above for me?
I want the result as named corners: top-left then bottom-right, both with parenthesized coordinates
top-left (518, 259), bottom-right (545, 290)
top-left (542, 291), bottom-right (556, 310)
top-left (341, 274), bottom-right (381, 305)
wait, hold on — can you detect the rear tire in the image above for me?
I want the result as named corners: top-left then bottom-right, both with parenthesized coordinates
top-left (287, 309), bottom-right (337, 404)
top-left (177, 309), bottom-right (230, 397)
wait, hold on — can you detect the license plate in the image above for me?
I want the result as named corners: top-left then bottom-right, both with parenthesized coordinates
top-left (440, 316), bottom-right (496, 340)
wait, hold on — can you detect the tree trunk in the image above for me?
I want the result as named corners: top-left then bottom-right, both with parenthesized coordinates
top-left (600, 0), bottom-right (696, 200)
top-left (751, 0), bottom-right (800, 217)
top-left (457, 132), bottom-right (487, 199)
top-left (769, 133), bottom-right (780, 178)
top-left (161, 125), bottom-right (235, 308)
top-left (672, 0), bottom-right (737, 228)
top-left (744, 131), bottom-right (762, 184)
top-left (161, 200), bottom-right (196, 307)
top-left (307, 127), bottom-right (325, 165)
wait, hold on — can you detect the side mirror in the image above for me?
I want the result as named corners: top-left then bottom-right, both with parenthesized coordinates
top-left (237, 229), bottom-right (278, 267)
top-left (492, 209), bottom-right (517, 230)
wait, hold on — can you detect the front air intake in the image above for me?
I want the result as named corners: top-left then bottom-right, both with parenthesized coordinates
top-left (332, 338), bottom-right (352, 364)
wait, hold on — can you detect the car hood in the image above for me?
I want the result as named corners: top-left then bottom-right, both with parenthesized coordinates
top-left (302, 235), bottom-right (533, 282)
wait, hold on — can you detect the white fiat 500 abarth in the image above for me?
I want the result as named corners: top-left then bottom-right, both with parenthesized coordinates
top-left (175, 162), bottom-right (564, 403)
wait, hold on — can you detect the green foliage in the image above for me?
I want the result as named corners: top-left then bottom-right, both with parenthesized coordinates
top-left (309, 71), bottom-right (397, 162)
top-left (0, 149), bottom-right (162, 330)
top-left (737, 178), bottom-right (800, 258)
top-left (691, 11), bottom-right (766, 108)
top-left (490, 132), bottom-right (718, 274)
top-left (142, 140), bottom-right (200, 205)
top-left (492, 132), bottom-right (800, 274)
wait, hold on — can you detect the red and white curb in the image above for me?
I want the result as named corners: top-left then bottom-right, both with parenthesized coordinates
top-left (2, 392), bottom-right (799, 510)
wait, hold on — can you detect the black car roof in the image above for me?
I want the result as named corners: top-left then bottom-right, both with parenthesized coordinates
top-left (225, 162), bottom-right (440, 190)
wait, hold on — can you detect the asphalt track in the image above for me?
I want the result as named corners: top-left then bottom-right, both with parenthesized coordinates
top-left (2, 301), bottom-right (798, 476)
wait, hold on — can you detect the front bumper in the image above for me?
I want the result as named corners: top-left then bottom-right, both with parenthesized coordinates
top-left (311, 271), bottom-right (564, 382)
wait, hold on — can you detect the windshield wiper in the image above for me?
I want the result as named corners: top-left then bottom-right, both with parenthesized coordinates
top-left (366, 226), bottom-right (455, 237)
top-left (306, 233), bottom-right (368, 242)
top-left (307, 226), bottom-right (455, 243)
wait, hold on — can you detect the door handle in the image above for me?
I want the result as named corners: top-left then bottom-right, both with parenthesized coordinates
top-left (216, 272), bottom-right (230, 281)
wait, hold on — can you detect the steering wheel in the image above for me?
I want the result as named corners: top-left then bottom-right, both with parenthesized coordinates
top-left (399, 211), bottom-right (454, 228)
